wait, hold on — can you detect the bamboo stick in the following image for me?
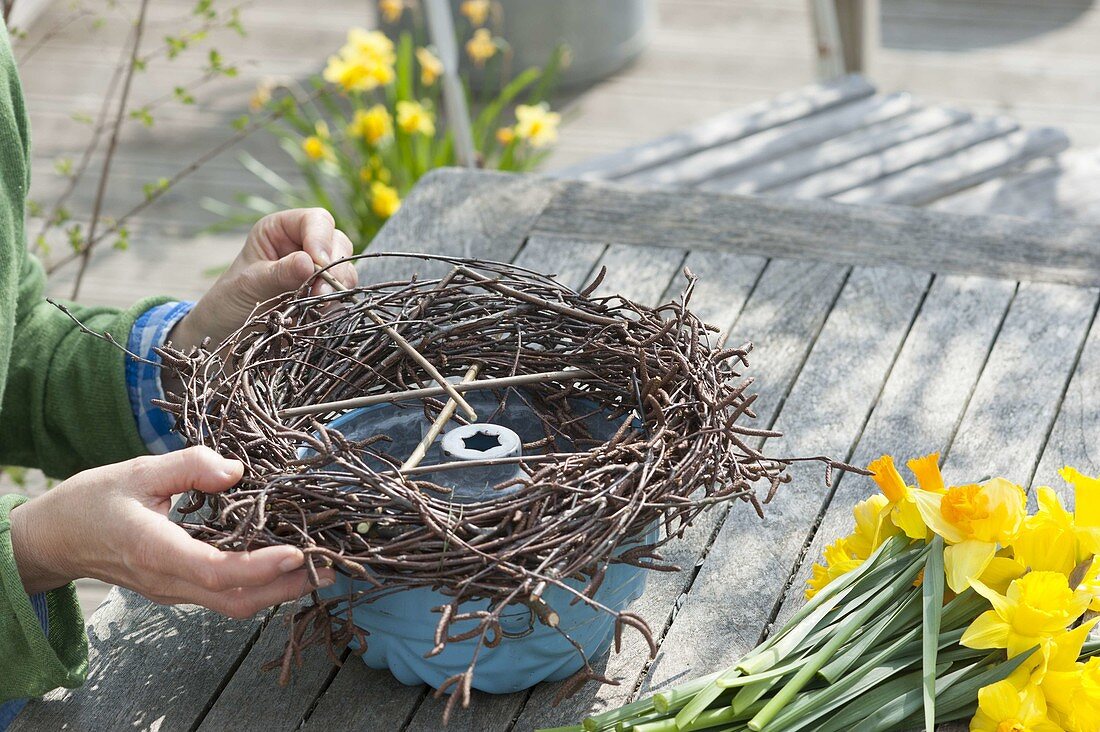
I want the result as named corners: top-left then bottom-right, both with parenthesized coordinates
top-left (401, 363), bottom-right (480, 471)
top-left (278, 369), bottom-right (594, 418)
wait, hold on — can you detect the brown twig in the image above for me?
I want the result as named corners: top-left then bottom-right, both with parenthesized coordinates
top-left (69, 0), bottom-right (150, 299)
top-left (312, 261), bottom-right (478, 420)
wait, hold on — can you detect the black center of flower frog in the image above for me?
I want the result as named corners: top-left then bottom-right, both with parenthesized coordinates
top-left (462, 430), bottom-right (503, 453)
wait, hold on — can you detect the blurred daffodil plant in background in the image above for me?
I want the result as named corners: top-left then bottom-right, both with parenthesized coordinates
top-left (208, 0), bottom-right (564, 250)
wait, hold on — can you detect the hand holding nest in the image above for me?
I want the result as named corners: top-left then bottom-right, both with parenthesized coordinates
top-left (9, 447), bottom-right (334, 619)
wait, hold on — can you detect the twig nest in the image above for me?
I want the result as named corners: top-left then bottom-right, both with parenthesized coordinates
top-left (155, 253), bottom-right (845, 720)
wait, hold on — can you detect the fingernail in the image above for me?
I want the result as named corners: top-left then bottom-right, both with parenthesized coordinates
top-left (279, 554), bottom-right (304, 572)
top-left (318, 282), bottom-right (334, 296)
top-left (318, 578), bottom-right (335, 588)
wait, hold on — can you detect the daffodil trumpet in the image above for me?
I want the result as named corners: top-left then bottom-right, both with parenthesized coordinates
top-left (554, 456), bottom-right (1100, 732)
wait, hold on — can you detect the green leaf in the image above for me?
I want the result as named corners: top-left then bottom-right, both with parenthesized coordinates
top-left (173, 86), bottom-right (196, 105)
top-left (142, 177), bottom-right (170, 200)
top-left (238, 152), bottom-right (296, 195)
top-left (528, 43), bottom-right (567, 105)
top-left (472, 66), bottom-right (540, 151)
top-left (921, 534), bottom-right (945, 732)
top-left (53, 156), bottom-right (73, 177)
top-left (129, 106), bottom-right (154, 127)
top-left (394, 32), bottom-right (414, 103)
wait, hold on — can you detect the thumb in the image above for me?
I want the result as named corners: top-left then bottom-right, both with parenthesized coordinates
top-left (250, 250), bottom-right (315, 300)
top-left (136, 446), bottom-right (244, 499)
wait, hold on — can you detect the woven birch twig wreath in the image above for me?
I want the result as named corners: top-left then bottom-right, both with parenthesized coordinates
top-left (141, 252), bottom-right (855, 721)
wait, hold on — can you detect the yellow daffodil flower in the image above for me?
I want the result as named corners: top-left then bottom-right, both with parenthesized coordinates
top-left (370, 181), bottom-right (401, 218)
top-left (978, 551), bottom-right (1028, 595)
top-left (345, 28), bottom-right (396, 65)
top-left (514, 103), bottom-right (561, 148)
top-left (1037, 619), bottom-right (1100, 731)
top-left (359, 155), bottom-right (391, 185)
top-left (1013, 487), bottom-right (1089, 577)
top-left (466, 28), bottom-right (497, 66)
top-left (805, 536), bottom-right (863, 599)
top-left (378, 0), bottom-right (404, 23)
top-left (969, 680), bottom-right (1063, 732)
top-left (867, 453), bottom-right (945, 541)
top-left (847, 493), bottom-right (901, 557)
top-left (323, 29), bottom-right (396, 92)
top-left (496, 126), bottom-right (515, 146)
top-left (416, 47), bottom-right (443, 86)
top-left (460, 0), bottom-right (490, 26)
top-left (1057, 467), bottom-right (1100, 551)
top-left (805, 494), bottom-right (900, 599)
top-left (347, 104), bottom-right (392, 145)
top-left (962, 572), bottom-right (1091, 665)
top-left (396, 100), bottom-right (435, 136)
top-left (302, 121), bottom-right (334, 162)
top-left (914, 477), bottom-right (1027, 592)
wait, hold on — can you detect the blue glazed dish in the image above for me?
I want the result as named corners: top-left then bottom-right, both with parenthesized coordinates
top-left (309, 391), bottom-right (655, 693)
top-left (318, 526), bottom-right (656, 693)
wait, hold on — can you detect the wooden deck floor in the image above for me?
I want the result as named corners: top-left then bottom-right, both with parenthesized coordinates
top-left (7, 0), bottom-right (1100, 615)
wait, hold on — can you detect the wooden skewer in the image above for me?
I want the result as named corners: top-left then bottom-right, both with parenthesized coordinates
top-left (312, 262), bottom-right (477, 421)
top-left (401, 363), bottom-right (480, 472)
top-left (279, 369), bottom-right (594, 418)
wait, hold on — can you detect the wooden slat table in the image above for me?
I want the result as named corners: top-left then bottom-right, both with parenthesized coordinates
top-left (15, 168), bottom-right (1100, 731)
top-left (555, 74), bottom-right (1070, 211)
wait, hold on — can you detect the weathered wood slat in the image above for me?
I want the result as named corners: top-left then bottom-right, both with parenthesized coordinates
top-left (699, 105), bottom-right (970, 195)
top-left (769, 115), bottom-right (1019, 200)
top-left (773, 274), bottom-right (1016, 626)
top-left (639, 264), bottom-right (931, 693)
top-left (942, 282), bottom-right (1099, 484)
top-left (622, 92), bottom-right (916, 189)
top-left (8, 589), bottom-right (275, 732)
top-left (551, 74), bottom-right (876, 181)
top-left (1031, 305), bottom-right (1100, 499)
top-left (933, 147), bottom-right (1100, 223)
top-left (13, 169), bottom-right (558, 732)
top-left (510, 248), bottom-right (770, 726)
top-left (530, 179), bottom-right (1100, 288)
top-left (835, 127), bottom-right (1070, 206)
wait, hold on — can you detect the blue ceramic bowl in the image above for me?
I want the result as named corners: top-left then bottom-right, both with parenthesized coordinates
top-left (310, 393), bottom-right (654, 693)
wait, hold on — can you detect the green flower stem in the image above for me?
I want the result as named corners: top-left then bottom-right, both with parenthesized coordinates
top-left (650, 671), bottom-right (724, 713)
top-left (747, 544), bottom-right (929, 731)
top-left (583, 694), bottom-right (662, 730)
top-left (631, 719), bottom-right (678, 732)
top-left (921, 534), bottom-right (946, 732)
top-left (818, 587), bottom-right (919, 683)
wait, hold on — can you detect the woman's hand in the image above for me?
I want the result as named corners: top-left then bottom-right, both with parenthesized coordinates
top-left (170, 208), bottom-right (359, 352)
top-left (9, 447), bottom-right (333, 619)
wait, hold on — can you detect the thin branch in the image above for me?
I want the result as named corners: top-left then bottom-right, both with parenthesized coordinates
top-left (70, 0), bottom-right (150, 300)
top-left (46, 89), bottom-right (322, 275)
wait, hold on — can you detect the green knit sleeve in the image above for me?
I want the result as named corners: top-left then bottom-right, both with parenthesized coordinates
top-left (0, 251), bottom-right (170, 478)
top-left (0, 494), bottom-right (86, 701)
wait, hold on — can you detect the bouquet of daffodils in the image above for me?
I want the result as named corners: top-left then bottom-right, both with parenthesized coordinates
top-left (557, 455), bottom-right (1100, 732)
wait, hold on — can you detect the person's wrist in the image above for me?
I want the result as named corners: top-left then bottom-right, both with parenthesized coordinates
top-left (9, 499), bottom-right (76, 595)
top-left (167, 309), bottom-right (203, 353)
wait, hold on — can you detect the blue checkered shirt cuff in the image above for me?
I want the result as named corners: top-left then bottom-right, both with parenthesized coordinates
top-left (126, 301), bottom-right (195, 454)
